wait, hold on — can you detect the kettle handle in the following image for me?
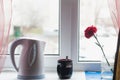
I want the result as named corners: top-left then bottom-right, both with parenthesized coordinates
top-left (10, 39), bottom-right (23, 72)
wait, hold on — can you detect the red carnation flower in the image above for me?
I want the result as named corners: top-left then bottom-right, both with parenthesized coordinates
top-left (84, 25), bottom-right (97, 38)
top-left (84, 25), bottom-right (113, 73)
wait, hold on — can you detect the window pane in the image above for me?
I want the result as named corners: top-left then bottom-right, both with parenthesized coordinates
top-left (11, 0), bottom-right (59, 55)
top-left (79, 0), bottom-right (117, 61)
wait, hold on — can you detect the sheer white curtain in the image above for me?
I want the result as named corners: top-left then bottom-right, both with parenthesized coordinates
top-left (108, 0), bottom-right (120, 80)
top-left (0, 0), bottom-right (12, 72)
top-left (108, 0), bottom-right (120, 32)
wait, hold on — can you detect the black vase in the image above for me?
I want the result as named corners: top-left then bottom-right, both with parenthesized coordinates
top-left (57, 57), bottom-right (73, 79)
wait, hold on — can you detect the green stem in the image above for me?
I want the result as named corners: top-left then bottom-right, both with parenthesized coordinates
top-left (93, 35), bottom-right (113, 73)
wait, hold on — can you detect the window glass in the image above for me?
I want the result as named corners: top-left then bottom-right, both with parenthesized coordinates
top-left (11, 0), bottom-right (59, 55)
top-left (79, 0), bottom-right (117, 61)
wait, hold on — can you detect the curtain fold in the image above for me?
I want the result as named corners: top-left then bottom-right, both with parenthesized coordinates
top-left (108, 0), bottom-right (120, 32)
top-left (108, 0), bottom-right (120, 80)
top-left (0, 0), bottom-right (12, 72)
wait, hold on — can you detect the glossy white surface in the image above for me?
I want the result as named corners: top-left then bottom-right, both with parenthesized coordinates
top-left (0, 71), bottom-right (85, 80)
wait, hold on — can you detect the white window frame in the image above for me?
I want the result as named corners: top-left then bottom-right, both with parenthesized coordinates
top-left (45, 0), bottom-right (101, 71)
top-left (70, 0), bottom-right (101, 71)
top-left (44, 0), bottom-right (73, 71)
top-left (4, 0), bottom-right (100, 71)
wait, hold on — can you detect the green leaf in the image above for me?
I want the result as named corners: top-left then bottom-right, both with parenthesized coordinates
top-left (95, 42), bottom-right (100, 47)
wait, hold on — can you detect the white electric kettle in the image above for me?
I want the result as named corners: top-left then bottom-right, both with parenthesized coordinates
top-left (10, 37), bottom-right (46, 79)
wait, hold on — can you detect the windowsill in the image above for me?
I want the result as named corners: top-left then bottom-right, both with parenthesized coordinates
top-left (0, 71), bottom-right (85, 80)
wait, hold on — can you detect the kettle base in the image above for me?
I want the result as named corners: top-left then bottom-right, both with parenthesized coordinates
top-left (17, 74), bottom-right (45, 79)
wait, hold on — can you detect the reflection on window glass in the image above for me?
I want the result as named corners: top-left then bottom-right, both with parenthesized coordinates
top-left (79, 0), bottom-right (117, 61)
top-left (11, 0), bottom-right (59, 55)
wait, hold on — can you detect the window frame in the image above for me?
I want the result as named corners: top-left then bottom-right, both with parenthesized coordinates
top-left (4, 0), bottom-right (101, 71)
top-left (44, 0), bottom-right (73, 71)
top-left (45, 0), bottom-right (101, 71)
top-left (70, 0), bottom-right (101, 71)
